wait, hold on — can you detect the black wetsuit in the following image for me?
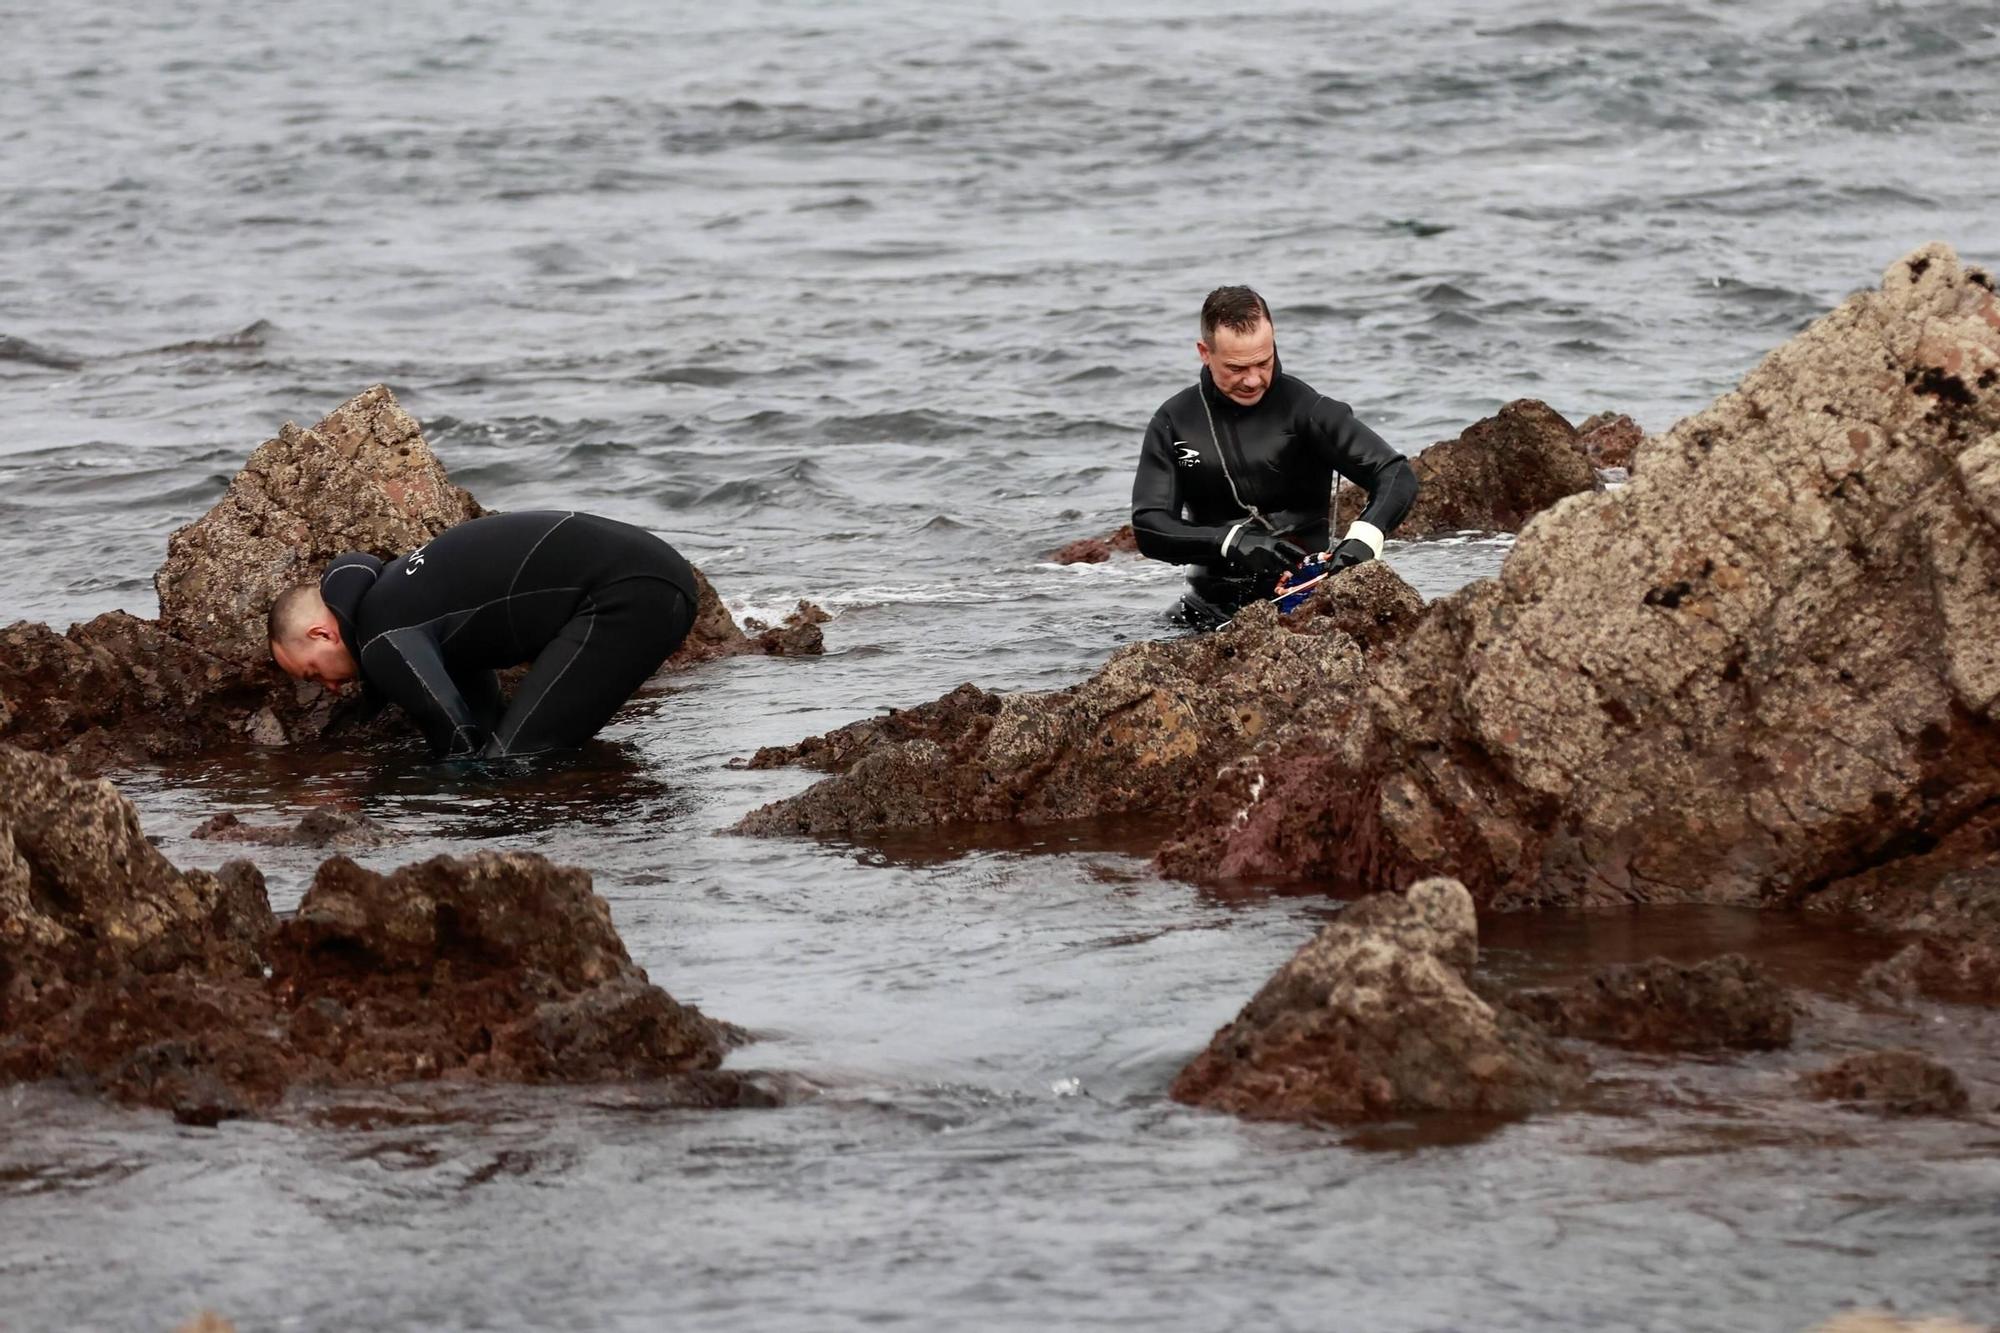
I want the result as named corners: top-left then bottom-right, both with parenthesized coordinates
top-left (320, 510), bottom-right (698, 760)
top-left (1131, 356), bottom-right (1418, 623)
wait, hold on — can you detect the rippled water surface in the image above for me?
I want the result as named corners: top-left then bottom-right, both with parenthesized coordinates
top-left (5, 1), bottom-right (2000, 1329)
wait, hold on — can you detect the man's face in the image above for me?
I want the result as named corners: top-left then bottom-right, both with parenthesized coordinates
top-left (271, 625), bottom-right (359, 688)
top-left (1198, 318), bottom-right (1276, 407)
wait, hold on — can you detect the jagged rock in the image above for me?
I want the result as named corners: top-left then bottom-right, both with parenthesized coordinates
top-left (1334, 399), bottom-right (1597, 537)
top-left (667, 569), bottom-right (826, 666)
top-left (1576, 411), bottom-right (1644, 471)
top-left (1505, 955), bottom-right (1794, 1050)
top-left (1164, 244), bottom-right (2000, 918)
top-left (1802, 1050), bottom-right (1970, 1116)
top-left (734, 567), bottom-right (1424, 837)
top-left (267, 852), bottom-right (736, 1086)
top-left (742, 682), bottom-right (1003, 772)
top-left (0, 745), bottom-right (271, 980)
top-left (1170, 878), bottom-right (1586, 1123)
top-left (191, 808), bottom-right (392, 850)
top-left (155, 385), bottom-right (483, 668)
top-left (0, 746), bottom-right (739, 1120)
top-left (1050, 524), bottom-right (1140, 565)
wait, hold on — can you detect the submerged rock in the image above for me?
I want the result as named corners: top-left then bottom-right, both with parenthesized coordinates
top-left (1170, 878), bottom-right (1586, 1124)
top-left (735, 564), bottom-right (1421, 837)
top-left (192, 808), bottom-right (392, 850)
top-left (0, 745), bottom-right (737, 1121)
top-left (1802, 1050), bottom-right (1970, 1116)
top-left (1164, 244), bottom-right (2000, 922)
top-left (1505, 955), bottom-right (1794, 1050)
top-left (1333, 399), bottom-right (1597, 538)
top-left (1049, 524), bottom-right (1140, 565)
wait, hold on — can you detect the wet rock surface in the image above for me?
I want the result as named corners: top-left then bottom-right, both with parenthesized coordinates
top-left (0, 388), bottom-right (817, 771)
top-left (0, 746), bottom-right (739, 1122)
top-left (1164, 245), bottom-right (2000, 929)
top-left (1505, 954), bottom-right (1795, 1050)
top-left (735, 564), bottom-right (1421, 837)
top-left (191, 808), bottom-right (392, 849)
top-left (1333, 398), bottom-right (1598, 537)
top-left (1802, 1050), bottom-right (1971, 1116)
top-left (1170, 878), bottom-right (1587, 1124)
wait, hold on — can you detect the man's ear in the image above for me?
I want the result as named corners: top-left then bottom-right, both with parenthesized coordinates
top-left (309, 621), bottom-right (340, 643)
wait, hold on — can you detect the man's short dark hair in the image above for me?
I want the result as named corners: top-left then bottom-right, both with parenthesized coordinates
top-left (1200, 286), bottom-right (1273, 344)
top-left (266, 584), bottom-right (320, 644)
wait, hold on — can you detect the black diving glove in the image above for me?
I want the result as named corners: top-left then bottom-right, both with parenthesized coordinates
top-left (1325, 537), bottom-right (1376, 574)
top-left (1225, 526), bottom-right (1310, 578)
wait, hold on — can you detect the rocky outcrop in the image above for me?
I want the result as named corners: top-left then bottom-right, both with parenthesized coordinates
top-left (0, 745), bottom-right (740, 1122)
top-left (1334, 399), bottom-right (1598, 538)
top-left (1, 386), bottom-right (820, 770)
top-left (1802, 1051), bottom-right (1971, 1116)
top-left (736, 563), bottom-right (1422, 837)
top-left (1170, 879), bottom-right (1586, 1124)
top-left (1505, 955), bottom-right (1794, 1050)
top-left (155, 385), bottom-right (483, 668)
top-left (1164, 244), bottom-right (2000, 919)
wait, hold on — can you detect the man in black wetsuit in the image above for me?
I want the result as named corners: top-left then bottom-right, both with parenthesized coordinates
top-left (267, 510), bottom-right (699, 760)
top-left (1131, 286), bottom-right (1419, 627)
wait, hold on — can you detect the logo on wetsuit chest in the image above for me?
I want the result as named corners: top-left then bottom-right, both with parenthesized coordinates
top-left (1173, 442), bottom-right (1201, 468)
top-left (404, 544), bottom-right (428, 575)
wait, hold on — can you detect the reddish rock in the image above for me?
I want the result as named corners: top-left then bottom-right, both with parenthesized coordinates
top-left (192, 808), bottom-right (391, 850)
top-left (1802, 1050), bottom-right (1970, 1116)
top-left (1170, 878), bottom-right (1586, 1124)
top-left (1505, 955), bottom-right (1794, 1050)
top-left (1575, 411), bottom-right (1644, 471)
top-left (734, 565), bottom-right (1423, 837)
top-left (1050, 524), bottom-right (1139, 565)
top-left (1164, 245), bottom-right (2000, 925)
top-left (155, 385), bottom-right (483, 669)
top-left (0, 745), bottom-right (741, 1121)
top-left (1333, 399), bottom-right (1597, 537)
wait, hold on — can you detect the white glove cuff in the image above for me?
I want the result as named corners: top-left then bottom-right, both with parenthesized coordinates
top-left (1221, 520), bottom-right (1252, 557)
top-left (1343, 520), bottom-right (1385, 559)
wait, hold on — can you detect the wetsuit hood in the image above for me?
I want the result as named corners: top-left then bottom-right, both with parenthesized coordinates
top-left (318, 551), bottom-right (384, 660)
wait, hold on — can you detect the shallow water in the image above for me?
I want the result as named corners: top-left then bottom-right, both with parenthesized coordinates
top-left (5, 0), bottom-right (2000, 1328)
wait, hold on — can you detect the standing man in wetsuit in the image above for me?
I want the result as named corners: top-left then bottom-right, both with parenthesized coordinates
top-left (1131, 286), bottom-right (1419, 627)
top-left (267, 510), bottom-right (699, 760)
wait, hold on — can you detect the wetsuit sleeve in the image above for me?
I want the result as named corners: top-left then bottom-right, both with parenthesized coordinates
top-left (357, 629), bottom-right (490, 760)
top-left (1301, 396), bottom-right (1419, 536)
top-left (1131, 410), bottom-right (1231, 564)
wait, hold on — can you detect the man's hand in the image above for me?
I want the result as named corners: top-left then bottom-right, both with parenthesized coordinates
top-left (1326, 537), bottom-right (1376, 574)
top-left (1228, 528), bottom-right (1310, 577)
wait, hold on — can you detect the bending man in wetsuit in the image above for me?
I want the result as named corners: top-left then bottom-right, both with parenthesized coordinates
top-left (1131, 285), bottom-right (1419, 627)
top-left (267, 510), bottom-right (699, 760)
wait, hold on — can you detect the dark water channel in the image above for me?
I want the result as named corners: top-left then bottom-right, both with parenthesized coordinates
top-left (5, 0), bottom-right (2000, 1328)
